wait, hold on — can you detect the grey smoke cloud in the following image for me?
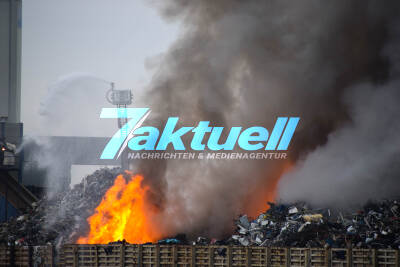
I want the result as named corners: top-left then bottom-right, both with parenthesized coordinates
top-left (278, 21), bottom-right (400, 208)
top-left (278, 81), bottom-right (400, 208)
top-left (133, 0), bottom-right (400, 237)
top-left (22, 0), bottom-right (400, 239)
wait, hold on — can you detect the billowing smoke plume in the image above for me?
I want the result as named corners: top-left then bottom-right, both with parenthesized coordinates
top-left (278, 22), bottom-right (400, 208)
top-left (133, 0), bottom-right (400, 237)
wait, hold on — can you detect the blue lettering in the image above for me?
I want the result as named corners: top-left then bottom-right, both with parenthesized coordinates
top-left (277, 117), bottom-right (300, 150)
top-left (208, 127), bottom-right (242, 150)
top-left (265, 117), bottom-right (288, 150)
top-left (238, 127), bottom-right (269, 150)
top-left (156, 118), bottom-right (193, 150)
top-left (128, 127), bottom-right (159, 150)
top-left (191, 121), bottom-right (212, 150)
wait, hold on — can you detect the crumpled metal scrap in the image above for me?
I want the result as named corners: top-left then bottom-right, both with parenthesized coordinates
top-left (0, 168), bottom-right (123, 248)
top-left (228, 200), bottom-right (400, 248)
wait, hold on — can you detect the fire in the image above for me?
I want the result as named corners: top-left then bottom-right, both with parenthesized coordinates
top-left (245, 161), bottom-right (294, 216)
top-left (77, 171), bottom-right (162, 244)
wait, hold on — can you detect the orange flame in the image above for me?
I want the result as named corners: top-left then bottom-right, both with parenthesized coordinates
top-left (245, 161), bottom-right (294, 216)
top-left (77, 172), bottom-right (162, 244)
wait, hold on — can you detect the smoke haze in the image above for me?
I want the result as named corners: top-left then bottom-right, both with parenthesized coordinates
top-left (24, 0), bottom-right (400, 239)
top-left (22, 73), bottom-right (118, 191)
top-left (278, 21), bottom-right (400, 207)
top-left (131, 0), bottom-right (400, 237)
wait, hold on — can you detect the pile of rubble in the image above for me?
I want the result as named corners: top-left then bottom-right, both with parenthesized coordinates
top-left (230, 200), bottom-right (400, 249)
top-left (1, 166), bottom-right (399, 250)
top-left (0, 168), bottom-right (123, 248)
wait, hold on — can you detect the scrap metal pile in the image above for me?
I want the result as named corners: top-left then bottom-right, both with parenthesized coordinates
top-left (0, 167), bottom-right (399, 249)
top-left (0, 168), bottom-right (123, 247)
top-left (229, 201), bottom-right (400, 249)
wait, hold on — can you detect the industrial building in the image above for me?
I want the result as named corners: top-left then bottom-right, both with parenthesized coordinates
top-left (0, 0), bottom-right (37, 221)
top-left (0, 1), bottom-right (122, 222)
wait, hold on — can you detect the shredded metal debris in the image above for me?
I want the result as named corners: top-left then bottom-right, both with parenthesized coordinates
top-left (0, 168), bottom-right (122, 248)
top-left (0, 168), bottom-right (398, 249)
top-left (227, 201), bottom-right (400, 248)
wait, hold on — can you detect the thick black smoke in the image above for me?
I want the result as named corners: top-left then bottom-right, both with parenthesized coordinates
top-left (133, 0), bottom-right (400, 237)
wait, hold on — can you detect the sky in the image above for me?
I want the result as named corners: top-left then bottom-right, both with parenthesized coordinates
top-left (21, 0), bottom-right (180, 135)
top-left (20, 0), bottom-right (181, 184)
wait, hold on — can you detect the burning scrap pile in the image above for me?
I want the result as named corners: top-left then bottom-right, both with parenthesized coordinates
top-left (0, 168), bottom-right (123, 247)
top-left (231, 201), bottom-right (400, 249)
top-left (0, 165), bottom-right (399, 250)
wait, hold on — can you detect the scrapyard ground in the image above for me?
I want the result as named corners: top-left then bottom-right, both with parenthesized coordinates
top-left (0, 168), bottom-right (399, 250)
